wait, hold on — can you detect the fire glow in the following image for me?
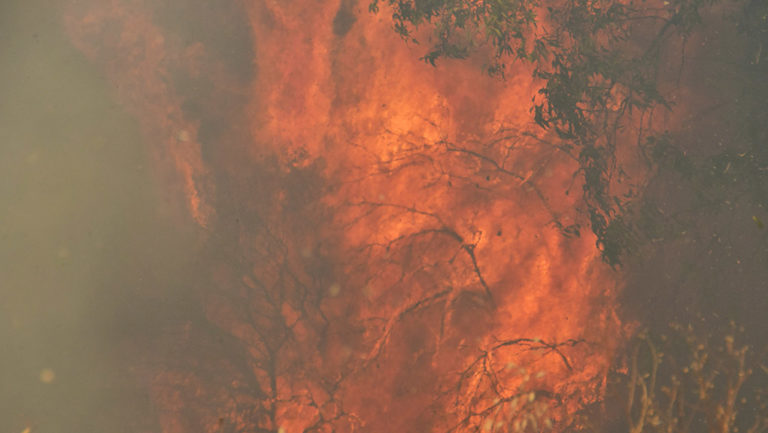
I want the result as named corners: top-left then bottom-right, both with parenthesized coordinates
top-left (64, 0), bottom-right (631, 431)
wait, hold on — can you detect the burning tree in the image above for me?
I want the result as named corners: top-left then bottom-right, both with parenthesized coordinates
top-left (60, 0), bottom-right (766, 432)
top-left (370, 0), bottom-right (741, 266)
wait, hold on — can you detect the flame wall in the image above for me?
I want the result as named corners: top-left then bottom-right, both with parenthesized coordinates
top-left (63, 0), bottom-right (629, 431)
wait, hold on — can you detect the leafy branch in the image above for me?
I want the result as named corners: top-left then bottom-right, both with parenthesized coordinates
top-left (370, 0), bottom-right (731, 265)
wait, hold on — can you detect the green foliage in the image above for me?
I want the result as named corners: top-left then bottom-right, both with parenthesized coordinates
top-left (370, 0), bottom-right (734, 265)
top-left (370, 0), bottom-right (541, 67)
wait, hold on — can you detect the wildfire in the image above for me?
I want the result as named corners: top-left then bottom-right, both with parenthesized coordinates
top-left (64, 0), bottom-right (630, 431)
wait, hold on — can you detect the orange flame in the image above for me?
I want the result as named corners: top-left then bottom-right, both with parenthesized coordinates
top-left (64, 0), bottom-right (633, 431)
